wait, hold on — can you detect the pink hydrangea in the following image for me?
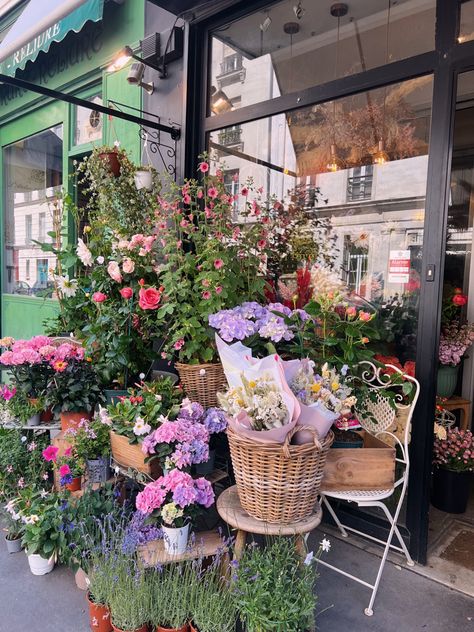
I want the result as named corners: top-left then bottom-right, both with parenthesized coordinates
top-left (136, 480), bottom-right (167, 514)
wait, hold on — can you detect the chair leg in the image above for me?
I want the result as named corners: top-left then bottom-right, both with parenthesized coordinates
top-left (377, 502), bottom-right (414, 567)
top-left (321, 495), bottom-right (349, 538)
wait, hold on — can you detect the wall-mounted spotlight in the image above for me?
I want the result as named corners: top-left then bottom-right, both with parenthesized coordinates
top-left (260, 15), bottom-right (272, 32)
top-left (210, 86), bottom-right (233, 115)
top-left (107, 43), bottom-right (166, 78)
top-left (293, 2), bottom-right (305, 20)
top-left (127, 63), bottom-right (154, 95)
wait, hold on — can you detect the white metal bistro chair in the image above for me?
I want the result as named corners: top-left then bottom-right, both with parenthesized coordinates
top-left (318, 361), bottom-right (420, 616)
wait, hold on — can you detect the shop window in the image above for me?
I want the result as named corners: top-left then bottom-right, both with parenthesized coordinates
top-left (209, 0), bottom-right (436, 112)
top-left (223, 169), bottom-right (240, 219)
top-left (347, 166), bottom-right (373, 201)
top-left (3, 125), bottom-right (63, 296)
top-left (74, 94), bottom-right (103, 146)
top-left (459, 0), bottom-right (474, 43)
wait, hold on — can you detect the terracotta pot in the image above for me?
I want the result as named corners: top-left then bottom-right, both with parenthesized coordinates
top-left (66, 476), bottom-right (82, 492)
top-left (60, 410), bottom-right (92, 432)
top-left (112, 625), bottom-right (148, 632)
top-left (155, 625), bottom-right (189, 632)
top-left (99, 151), bottom-right (121, 177)
top-left (87, 593), bottom-right (113, 632)
top-left (40, 407), bottom-right (54, 423)
top-left (189, 624), bottom-right (199, 632)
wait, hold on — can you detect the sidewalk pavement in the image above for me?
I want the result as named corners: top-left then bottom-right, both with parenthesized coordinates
top-left (0, 530), bottom-right (473, 632)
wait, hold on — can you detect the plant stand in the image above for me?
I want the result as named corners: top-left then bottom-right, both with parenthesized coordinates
top-left (216, 485), bottom-right (322, 560)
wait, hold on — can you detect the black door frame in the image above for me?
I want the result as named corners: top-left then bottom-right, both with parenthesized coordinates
top-left (185, 0), bottom-right (474, 563)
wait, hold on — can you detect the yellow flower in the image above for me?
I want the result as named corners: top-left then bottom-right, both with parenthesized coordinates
top-left (311, 383), bottom-right (321, 393)
top-left (248, 380), bottom-right (256, 388)
top-left (331, 381), bottom-right (339, 391)
top-left (83, 225), bottom-right (91, 233)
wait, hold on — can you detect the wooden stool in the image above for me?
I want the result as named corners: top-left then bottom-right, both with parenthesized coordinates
top-left (138, 529), bottom-right (229, 568)
top-left (443, 396), bottom-right (472, 431)
top-left (217, 485), bottom-right (322, 560)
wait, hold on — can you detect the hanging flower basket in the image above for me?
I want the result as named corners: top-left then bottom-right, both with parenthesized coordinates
top-left (175, 362), bottom-right (227, 408)
top-left (98, 150), bottom-right (121, 177)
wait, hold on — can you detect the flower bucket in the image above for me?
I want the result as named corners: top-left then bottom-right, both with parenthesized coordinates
top-left (27, 551), bottom-right (55, 575)
top-left (87, 456), bottom-right (111, 483)
top-left (87, 593), bottom-right (113, 632)
top-left (5, 536), bottom-right (22, 554)
top-left (162, 524), bottom-right (190, 556)
top-left (99, 151), bottom-right (121, 177)
top-left (60, 410), bottom-right (92, 432)
top-left (175, 362), bottom-right (227, 408)
top-left (110, 431), bottom-right (160, 476)
top-left (26, 413), bottom-right (41, 427)
top-left (66, 476), bottom-right (82, 492)
top-left (431, 467), bottom-right (471, 513)
top-left (134, 169), bottom-right (153, 190)
top-left (155, 625), bottom-right (189, 632)
top-left (194, 449), bottom-right (215, 476)
top-left (436, 365), bottom-right (459, 398)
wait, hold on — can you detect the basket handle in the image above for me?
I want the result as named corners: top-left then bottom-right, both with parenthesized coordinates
top-left (282, 424), bottom-right (322, 458)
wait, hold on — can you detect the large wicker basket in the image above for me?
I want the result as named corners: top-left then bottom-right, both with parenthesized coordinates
top-left (227, 425), bottom-right (334, 524)
top-left (175, 361), bottom-right (227, 408)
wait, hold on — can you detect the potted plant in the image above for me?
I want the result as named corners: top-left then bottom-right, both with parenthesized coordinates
top-left (66, 417), bottom-right (112, 483)
top-left (2, 387), bottom-right (44, 426)
top-left (134, 164), bottom-right (156, 190)
top-left (21, 491), bottom-right (66, 576)
top-left (136, 469), bottom-right (214, 555)
top-left (42, 443), bottom-right (85, 492)
top-left (107, 379), bottom-right (182, 474)
top-left (438, 321), bottom-right (474, 397)
top-left (188, 559), bottom-right (236, 632)
top-left (432, 426), bottom-right (474, 513)
top-left (45, 343), bottom-right (103, 431)
top-left (149, 562), bottom-right (192, 632)
top-left (0, 335), bottom-right (55, 401)
top-left (232, 537), bottom-right (326, 632)
top-left (3, 497), bottom-right (24, 553)
top-left (107, 558), bottom-right (149, 632)
top-left (96, 144), bottom-right (123, 177)
top-left (155, 157), bottom-right (271, 407)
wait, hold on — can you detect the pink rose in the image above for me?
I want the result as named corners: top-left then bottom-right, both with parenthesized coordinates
top-left (92, 292), bottom-right (107, 303)
top-left (215, 286), bottom-right (223, 295)
top-left (107, 261), bottom-right (122, 283)
top-left (120, 287), bottom-right (133, 299)
top-left (346, 306), bottom-right (357, 318)
top-left (122, 258), bottom-right (135, 274)
top-left (202, 291), bottom-right (211, 300)
top-left (174, 339), bottom-right (185, 350)
top-left (139, 287), bottom-right (162, 310)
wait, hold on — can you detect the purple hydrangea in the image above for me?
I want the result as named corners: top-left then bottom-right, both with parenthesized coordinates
top-left (203, 407), bottom-right (228, 434)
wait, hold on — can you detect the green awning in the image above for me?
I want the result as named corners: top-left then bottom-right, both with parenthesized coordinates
top-left (0, 0), bottom-right (104, 77)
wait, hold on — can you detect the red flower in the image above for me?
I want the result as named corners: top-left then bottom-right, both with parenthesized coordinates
top-left (138, 287), bottom-right (162, 310)
top-left (92, 292), bottom-right (107, 303)
top-left (452, 294), bottom-right (468, 306)
top-left (241, 187), bottom-right (249, 196)
top-left (120, 287), bottom-right (133, 299)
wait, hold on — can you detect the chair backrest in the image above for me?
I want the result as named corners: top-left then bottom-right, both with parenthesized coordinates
top-left (50, 337), bottom-right (83, 348)
top-left (355, 361), bottom-right (420, 458)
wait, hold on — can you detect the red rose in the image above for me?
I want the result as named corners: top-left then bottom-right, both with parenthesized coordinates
top-left (92, 292), bottom-right (107, 303)
top-left (138, 287), bottom-right (162, 310)
top-left (120, 287), bottom-right (133, 299)
top-left (452, 294), bottom-right (468, 306)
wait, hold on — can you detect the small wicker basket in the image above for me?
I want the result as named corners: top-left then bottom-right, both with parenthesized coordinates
top-left (175, 361), bottom-right (227, 408)
top-left (227, 425), bottom-right (334, 524)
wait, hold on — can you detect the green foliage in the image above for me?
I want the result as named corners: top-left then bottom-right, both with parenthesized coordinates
top-left (148, 562), bottom-right (194, 629)
top-left (21, 491), bottom-right (67, 559)
top-left (232, 538), bottom-right (319, 632)
top-left (6, 390), bottom-right (44, 423)
top-left (45, 359), bottom-right (103, 414)
top-left (190, 561), bottom-right (237, 632)
top-left (66, 417), bottom-right (111, 461)
top-left (0, 429), bottom-right (51, 500)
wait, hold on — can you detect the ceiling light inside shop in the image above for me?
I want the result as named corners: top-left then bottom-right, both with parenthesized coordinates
top-left (210, 86), bottom-right (234, 115)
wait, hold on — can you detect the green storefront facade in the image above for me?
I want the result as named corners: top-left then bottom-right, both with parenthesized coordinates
top-left (0, 0), bottom-right (144, 339)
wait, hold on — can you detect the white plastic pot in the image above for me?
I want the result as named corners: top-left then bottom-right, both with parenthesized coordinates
top-left (134, 170), bottom-right (153, 190)
top-left (162, 524), bottom-right (190, 556)
top-left (26, 413), bottom-right (41, 427)
top-left (27, 551), bottom-right (55, 575)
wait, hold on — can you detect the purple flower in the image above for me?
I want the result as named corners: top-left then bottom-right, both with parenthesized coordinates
top-left (203, 408), bottom-right (227, 434)
top-left (60, 473), bottom-right (73, 487)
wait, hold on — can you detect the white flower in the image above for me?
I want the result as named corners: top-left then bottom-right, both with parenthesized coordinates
top-left (133, 417), bottom-right (151, 436)
top-left (139, 373), bottom-right (145, 380)
top-left (113, 140), bottom-right (121, 148)
top-left (96, 256), bottom-right (105, 264)
top-left (55, 274), bottom-right (78, 298)
top-left (77, 238), bottom-right (93, 267)
top-left (155, 394), bottom-right (162, 401)
top-left (40, 489), bottom-right (48, 499)
top-left (114, 465), bottom-right (120, 475)
top-left (24, 514), bottom-right (39, 525)
top-left (304, 551), bottom-right (314, 566)
top-left (98, 405), bottom-right (112, 426)
top-left (320, 538), bottom-right (331, 553)
top-left (21, 436), bottom-right (27, 443)
top-left (199, 368), bottom-right (206, 376)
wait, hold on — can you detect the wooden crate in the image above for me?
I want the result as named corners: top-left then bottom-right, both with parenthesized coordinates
top-left (110, 430), bottom-right (162, 477)
top-left (321, 431), bottom-right (396, 492)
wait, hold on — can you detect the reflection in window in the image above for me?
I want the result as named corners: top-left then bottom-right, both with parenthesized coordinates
top-left (74, 94), bottom-right (103, 145)
top-left (3, 126), bottom-right (63, 296)
top-left (209, 0), bottom-right (436, 112)
top-left (209, 76), bottom-right (433, 366)
top-left (459, 0), bottom-right (474, 43)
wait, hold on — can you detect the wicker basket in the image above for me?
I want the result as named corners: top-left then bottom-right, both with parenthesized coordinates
top-left (227, 425), bottom-right (334, 524)
top-left (110, 430), bottom-right (158, 476)
top-left (175, 361), bottom-right (227, 408)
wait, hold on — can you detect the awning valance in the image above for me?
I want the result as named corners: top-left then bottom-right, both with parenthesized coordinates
top-left (0, 0), bottom-right (104, 77)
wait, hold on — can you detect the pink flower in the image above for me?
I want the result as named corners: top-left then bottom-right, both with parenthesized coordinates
top-left (92, 292), bottom-right (107, 303)
top-left (174, 339), bottom-right (185, 350)
top-left (122, 258), bottom-right (135, 274)
top-left (64, 446), bottom-right (72, 457)
top-left (215, 286), bottom-right (223, 295)
top-left (42, 445), bottom-right (59, 462)
top-left (207, 187), bottom-right (218, 199)
top-left (197, 190), bottom-right (204, 199)
top-left (346, 306), bottom-right (357, 318)
top-left (183, 194), bottom-right (191, 205)
top-left (107, 261), bottom-right (122, 283)
top-left (135, 481), bottom-right (167, 514)
top-left (59, 464), bottom-right (71, 477)
top-left (139, 287), bottom-right (162, 310)
top-left (202, 291), bottom-right (211, 300)
top-left (120, 287), bottom-right (133, 299)
top-left (202, 279), bottom-right (210, 288)
top-left (257, 239), bottom-right (266, 249)
top-left (1, 385), bottom-right (16, 401)
top-left (241, 187), bottom-right (249, 196)
top-left (198, 161), bottom-right (209, 173)
top-left (214, 259), bottom-right (224, 270)
top-left (358, 311), bottom-right (372, 322)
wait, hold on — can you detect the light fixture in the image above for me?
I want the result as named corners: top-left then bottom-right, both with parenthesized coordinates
top-left (127, 63), bottom-right (154, 95)
top-left (326, 3), bottom-right (348, 173)
top-left (373, 1), bottom-right (392, 165)
top-left (210, 86), bottom-right (233, 115)
top-left (293, 2), bottom-right (305, 20)
top-left (260, 13), bottom-right (272, 32)
top-left (373, 139), bottom-right (390, 165)
top-left (326, 144), bottom-right (344, 172)
top-left (107, 43), bottom-right (166, 77)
